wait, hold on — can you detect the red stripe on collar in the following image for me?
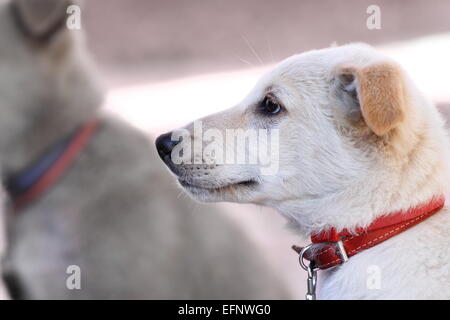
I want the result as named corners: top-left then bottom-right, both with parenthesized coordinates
top-left (12, 119), bottom-right (99, 210)
top-left (293, 195), bottom-right (445, 270)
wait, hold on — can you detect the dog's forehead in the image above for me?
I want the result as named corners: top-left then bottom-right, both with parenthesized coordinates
top-left (263, 44), bottom-right (381, 84)
top-left (249, 44), bottom-right (383, 100)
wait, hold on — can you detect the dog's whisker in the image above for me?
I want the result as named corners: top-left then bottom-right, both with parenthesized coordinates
top-left (266, 38), bottom-right (275, 64)
top-left (177, 191), bottom-right (185, 199)
top-left (240, 33), bottom-right (264, 66)
top-left (238, 57), bottom-right (254, 67)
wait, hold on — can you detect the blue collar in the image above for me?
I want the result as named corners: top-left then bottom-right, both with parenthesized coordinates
top-left (6, 135), bottom-right (74, 198)
top-left (4, 120), bottom-right (99, 209)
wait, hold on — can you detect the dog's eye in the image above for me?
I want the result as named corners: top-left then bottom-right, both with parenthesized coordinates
top-left (261, 96), bottom-right (282, 115)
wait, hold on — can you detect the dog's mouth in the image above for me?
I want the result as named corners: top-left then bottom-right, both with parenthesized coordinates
top-left (178, 179), bottom-right (258, 193)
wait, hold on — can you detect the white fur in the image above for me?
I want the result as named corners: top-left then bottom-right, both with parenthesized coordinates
top-left (165, 44), bottom-right (450, 299)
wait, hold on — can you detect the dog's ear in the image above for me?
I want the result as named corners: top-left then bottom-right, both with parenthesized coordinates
top-left (12, 0), bottom-right (73, 41)
top-left (336, 62), bottom-right (406, 136)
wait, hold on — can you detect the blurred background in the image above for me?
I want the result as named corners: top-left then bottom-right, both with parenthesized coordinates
top-left (88, 0), bottom-right (450, 299)
top-left (3, 0), bottom-right (450, 299)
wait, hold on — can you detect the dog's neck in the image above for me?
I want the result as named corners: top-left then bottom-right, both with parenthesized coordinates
top-left (282, 174), bottom-right (446, 237)
top-left (278, 107), bottom-right (450, 237)
top-left (0, 94), bottom-right (102, 176)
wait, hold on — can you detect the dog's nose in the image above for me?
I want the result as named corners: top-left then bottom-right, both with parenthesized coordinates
top-left (156, 132), bottom-right (180, 161)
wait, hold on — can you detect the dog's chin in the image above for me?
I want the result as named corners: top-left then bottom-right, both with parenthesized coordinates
top-left (178, 179), bottom-right (258, 202)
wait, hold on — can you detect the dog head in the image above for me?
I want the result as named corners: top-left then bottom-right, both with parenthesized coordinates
top-left (0, 0), bottom-right (102, 171)
top-left (157, 44), bottom-right (449, 234)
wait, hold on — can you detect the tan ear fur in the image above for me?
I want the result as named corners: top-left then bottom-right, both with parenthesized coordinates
top-left (344, 62), bottom-right (406, 136)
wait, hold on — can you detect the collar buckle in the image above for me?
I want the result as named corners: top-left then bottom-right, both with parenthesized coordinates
top-left (296, 240), bottom-right (348, 300)
top-left (298, 244), bottom-right (319, 300)
top-left (335, 239), bottom-right (349, 262)
top-left (300, 239), bottom-right (349, 267)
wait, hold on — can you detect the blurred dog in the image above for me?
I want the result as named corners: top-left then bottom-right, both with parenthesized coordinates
top-left (0, 186), bottom-right (6, 299)
top-left (158, 44), bottom-right (450, 299)
top-left (0, 0), bottom-right (290, 299)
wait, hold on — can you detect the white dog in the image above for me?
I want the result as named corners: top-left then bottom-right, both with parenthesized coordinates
top-left (157, 43), bottom-right (450, 299)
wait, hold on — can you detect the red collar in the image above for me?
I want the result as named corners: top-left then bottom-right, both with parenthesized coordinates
top-left (5, 120), bottom-right (99, 210)
top-left (293, 195), bottom-right (445, 270)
